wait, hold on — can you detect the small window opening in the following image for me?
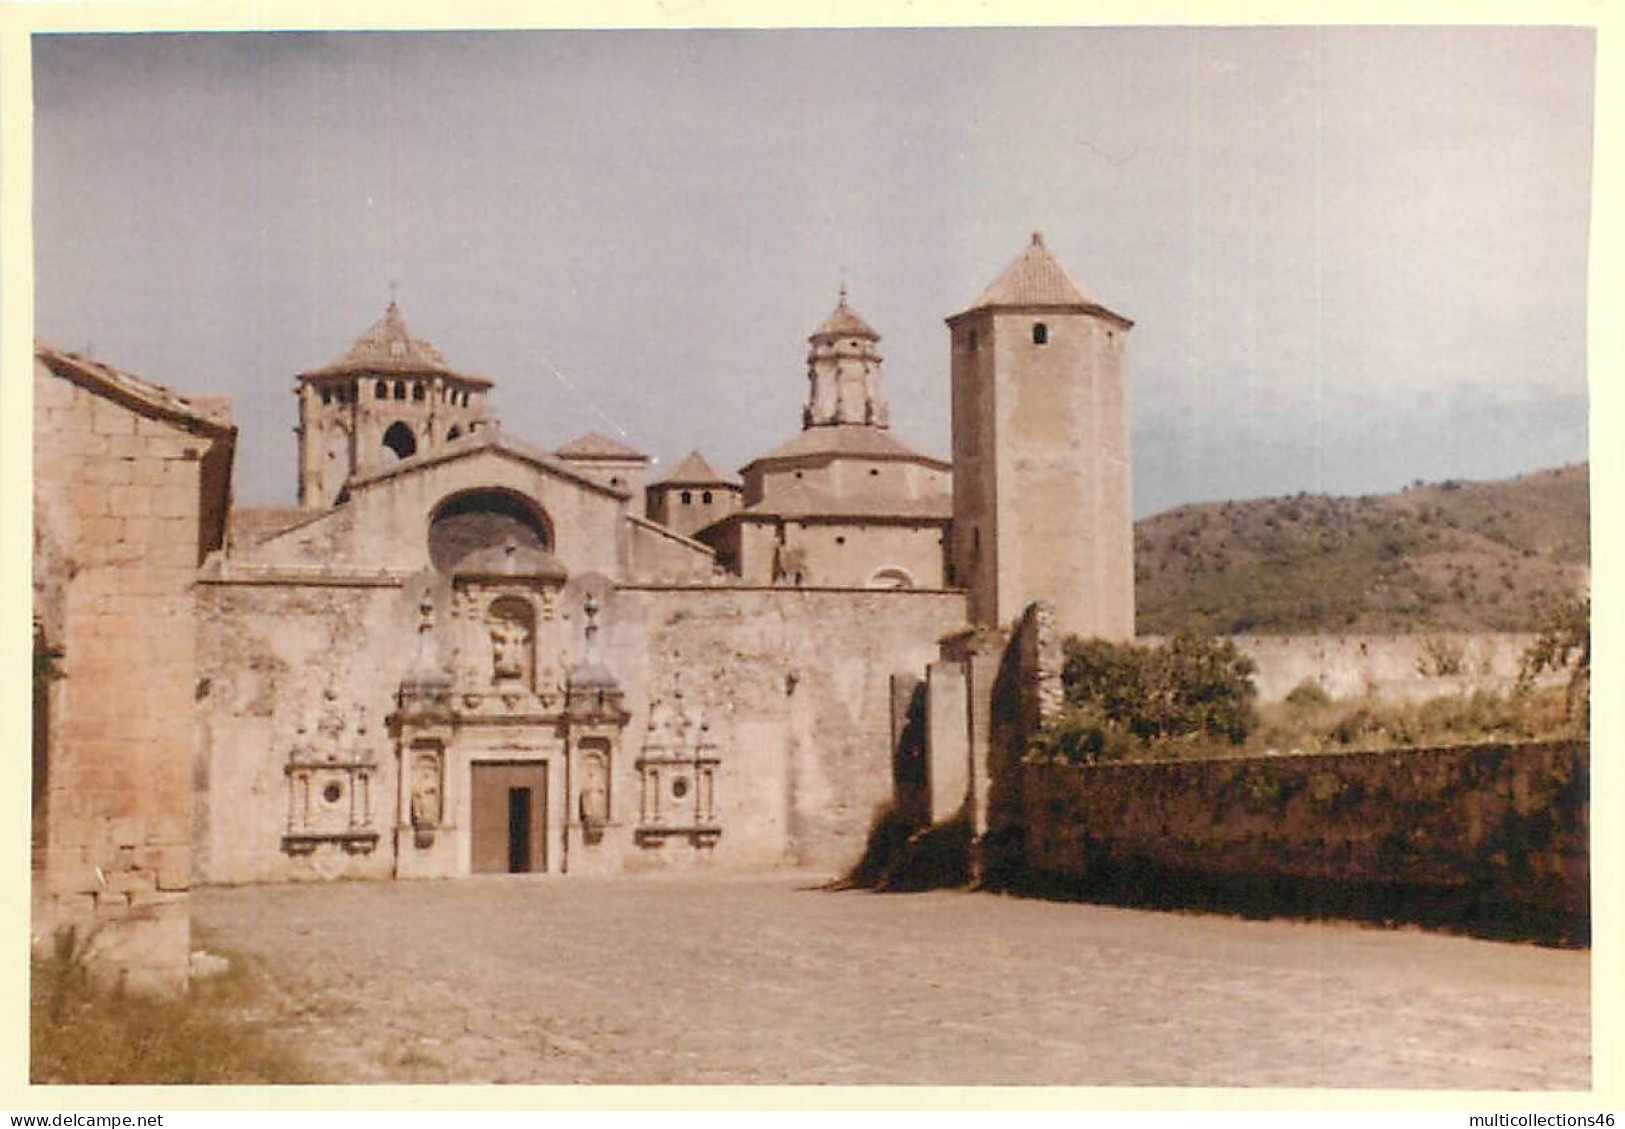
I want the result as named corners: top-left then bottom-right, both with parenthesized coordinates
top-left (394, 382), bottom-right (406, 401)
top-left (412, 383), bottom-right (425, 402)
top-left (321, 388), bottom-right (333, 405)
top-left (447, 426), bottom-right (462, 440)
top-left (835, 535), bottom-right (846, 546)
top-left (681, 490), bottom-right (693, 505)
top-left (375, 381), bottom-right (388, 399)
top-left (1032, 323), bottom-right (1048, 345)
top-left (967, 329), bottom-right (979, 350)
top-left (868, 468), bottom-right (879, 477)
top-left (702, 490), bottom-right (713, 505)
top-left (610, 476), bottom-right (625, 489)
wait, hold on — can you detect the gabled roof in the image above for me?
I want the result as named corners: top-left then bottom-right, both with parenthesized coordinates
top-left (298, 301), bottom-right (493, 387)
top-left (812, 286), bottom-right (879, 340)
top-left (555, 431), bottom-right (649, 462)
top-left (343, 425), bottom-right (629, 500)
top-left (654, 450), bottom-right (739, 487)
top-left (743, 424), bottom-right (952, 473)
top-left (36, 343), bottom-right (235, 437)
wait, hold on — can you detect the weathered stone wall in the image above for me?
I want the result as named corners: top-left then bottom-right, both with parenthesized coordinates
top-left (33, 352), bottom-right (232, 991)
top-left (195, 578), bottom-right (409, 885)
top-left (1022, 741), bottom-right (1588, 930)
top-left (610, 586), bottom-right (968, 871)
top-left (1202, 633), bottom-right (1548, 703)
top-left (781, 520), bottom-right (947, 590)
top-left (196, 575), bottom-right (968, 883)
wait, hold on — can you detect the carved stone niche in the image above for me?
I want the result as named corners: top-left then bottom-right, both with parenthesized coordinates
top-left (634, 690), bottom-right (721, 849)
top-left (282, 690), bottom-right (380, 856)
top-left (450, 541), bottom-right (568, 715)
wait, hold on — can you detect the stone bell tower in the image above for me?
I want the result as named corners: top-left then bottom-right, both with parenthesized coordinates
top-left (946, 232), bottom-right (1134, 640)
top-left (803, 285), bottom-right (890, 429)
top-left (295, 301), bottom-right (495, 509)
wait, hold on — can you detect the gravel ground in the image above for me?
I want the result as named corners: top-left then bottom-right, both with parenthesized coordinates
top-left (195, 873), bottom-right (1590, 1089)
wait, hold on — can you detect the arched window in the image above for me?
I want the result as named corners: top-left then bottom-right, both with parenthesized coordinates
top-left (1032, 323), bottom-right (1049, 345)
top-left (427, 488), bottom-right (554, 571)
top-left (321, 388), bottom-right (333, 405)
top-left (394, 382), bottom-right (407, 401)
top-left (702, 491), bottom-right (713, 505)
top-left (412, 383), bottom-right (425, 402)
top-left (382, 421), bottom-right (417, 461)
top-left (681, 490), bottom-right (693, 505)
top-left (967, 329), bottom-right (978, 350)
top-left (447, 426), bottom-right (462, 440)
top-left (375, 381), bottom-right (388, 399)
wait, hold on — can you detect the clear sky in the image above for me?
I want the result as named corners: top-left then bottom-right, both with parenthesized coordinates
top-left (31, 26), bottom-right (1594, 515)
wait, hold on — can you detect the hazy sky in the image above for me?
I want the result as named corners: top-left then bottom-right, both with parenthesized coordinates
top-left (31, 27), bottom-right (1594, 514)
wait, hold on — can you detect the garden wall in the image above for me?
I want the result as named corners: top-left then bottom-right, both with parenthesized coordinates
top-left (1021, 740), bottom-right (1588, 940)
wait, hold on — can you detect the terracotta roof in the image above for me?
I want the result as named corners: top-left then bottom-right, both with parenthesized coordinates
top-left (744, 424), bottom-right (951, 472)
top-left (735, 480), bottom-right (952, 521)
top-left (555, 431), bottom-right (649, 462)
top-left (299, 302), bottom-right (493, 387)
top-left (812, 286), bottom-right (879, 340)
top-left (654, 450), bottom-right (738, 486)
top-left (36, 343), bottom-right (235, 435)
top-left (972, 232), bottom-right (1095, 308)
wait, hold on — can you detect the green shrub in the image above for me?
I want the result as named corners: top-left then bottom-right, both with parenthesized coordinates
top-left (1059, 631), bottom-right (1258, 747)
top-left (1284, 679), bottom-right (1330, 708)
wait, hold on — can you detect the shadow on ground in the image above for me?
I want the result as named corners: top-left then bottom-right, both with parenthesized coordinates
top-left (832, 805), bottom-right (1588, 949)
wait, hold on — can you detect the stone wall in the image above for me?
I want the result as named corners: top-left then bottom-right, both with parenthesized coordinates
top-left (1021, 741), bottom-right (1588, 936)
top-left (33, 349), bottom-right (233, 991)
top-left (196, 575), bottom-right (968, 884)
top-left (1139, 633), bottom-right (1548, 704)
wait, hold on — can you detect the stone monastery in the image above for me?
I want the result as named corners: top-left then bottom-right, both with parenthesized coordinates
top-left (32, 233), bottom-right (1133, 987)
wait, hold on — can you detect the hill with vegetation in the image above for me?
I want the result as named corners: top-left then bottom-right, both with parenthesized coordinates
top-left (1134, 463), bottom-right (1589, 635)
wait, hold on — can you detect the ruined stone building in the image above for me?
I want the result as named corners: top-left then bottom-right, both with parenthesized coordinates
top-left (32, 347), bottom-right (235, 992)
top-left (32, 233), bottom-right (1133, 984)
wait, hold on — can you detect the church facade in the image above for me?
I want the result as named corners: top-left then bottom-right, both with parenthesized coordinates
top-left (42, 233), bottom-right (1133, 906)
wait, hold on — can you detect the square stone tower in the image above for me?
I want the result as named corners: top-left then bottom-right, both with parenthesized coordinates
top-left (946, 233), bottom-right (1134, 640)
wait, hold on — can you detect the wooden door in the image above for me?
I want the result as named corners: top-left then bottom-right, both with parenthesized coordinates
top-left (470, 762), bottom-right (547, 873)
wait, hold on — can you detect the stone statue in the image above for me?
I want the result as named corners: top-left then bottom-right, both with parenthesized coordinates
top-left (488, 614), bottom-right (532, 684)
top-left (578, 754), bottom-right (609, 827)
top-left (409, 753), bottom-right (441, 827)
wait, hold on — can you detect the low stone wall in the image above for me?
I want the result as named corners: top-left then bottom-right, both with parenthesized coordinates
top-left (1022, 741), bottom-right (1588, 940)
top-left (1168, 633), bottom-right (1548, 704)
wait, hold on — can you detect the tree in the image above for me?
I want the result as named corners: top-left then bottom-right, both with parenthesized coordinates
top-left (1519, 596), bottom-right (1589, 720)
top-left (1050, 631), bottom-right (1259, 760)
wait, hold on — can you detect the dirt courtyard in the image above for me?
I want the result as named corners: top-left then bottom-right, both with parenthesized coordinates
top-left (195, 874), bottom-right (1590, 1089)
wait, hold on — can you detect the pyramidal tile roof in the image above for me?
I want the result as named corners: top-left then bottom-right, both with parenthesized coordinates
top-left (972, 231), bottom-right (1096, 308)
top-left (555, 431), bottom-right (649, 461)
top-left (656, 450), bottom-right (737, 486)
top-left (812, 286), bottom-right (880, 340)
top-left (341, 301), bottom-right (448, 368)
top-left (299, 302), bottom-right (493, 386)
